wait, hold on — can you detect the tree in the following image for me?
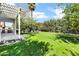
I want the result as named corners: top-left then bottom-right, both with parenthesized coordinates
top-left (28, 3), bottom-right (36, 19)
top-left (20, 3), bottom-right (36, 33)
top-left (64, 3), bottom-right (79, 34)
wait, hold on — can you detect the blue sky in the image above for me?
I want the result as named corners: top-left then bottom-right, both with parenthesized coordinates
top-left (15, 3), bottom-right (65, 22)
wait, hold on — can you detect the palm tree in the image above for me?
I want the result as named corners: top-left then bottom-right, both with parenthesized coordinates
top-left (28, 3), bottom-right (36, 19)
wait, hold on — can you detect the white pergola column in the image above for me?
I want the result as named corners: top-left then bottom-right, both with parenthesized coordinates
top-left (18, 13), bottom-right (21, 39)
top-left (0, 22), bottom-right (2, 41)
top-left (14, 19), bottom-right (16, 35)
top-left (0, 29), bottom-right (2, 41)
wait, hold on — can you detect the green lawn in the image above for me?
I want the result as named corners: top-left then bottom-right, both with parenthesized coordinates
top-left (0, 32), bottom-right (79, 56)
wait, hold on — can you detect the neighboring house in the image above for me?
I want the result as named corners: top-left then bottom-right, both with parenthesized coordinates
top-left (0, 3), bottom-right (26, 43)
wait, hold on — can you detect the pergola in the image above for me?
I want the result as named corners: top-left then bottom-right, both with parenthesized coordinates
top-left (0, 3), bottom-right (24, 42)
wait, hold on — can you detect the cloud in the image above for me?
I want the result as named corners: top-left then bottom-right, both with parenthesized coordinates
top-left (48, 7), bottom-right (65, 19)
top-left (48, 7), bottom-right (54, 13)
top-left (54, 8), bottom-right (65, 18)
top-left (33, 11), bottom-right (48, 19)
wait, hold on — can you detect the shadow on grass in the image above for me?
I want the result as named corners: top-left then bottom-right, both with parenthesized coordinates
top-left (64, 48), bottom-right (79, 56)
top-left (0, 40), bottom-right (49, 56)
top-left (56, 33), bottom-right (79, 44)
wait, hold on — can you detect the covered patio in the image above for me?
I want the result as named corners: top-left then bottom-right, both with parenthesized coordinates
top-left (0, 3), bottom-right (24, 43)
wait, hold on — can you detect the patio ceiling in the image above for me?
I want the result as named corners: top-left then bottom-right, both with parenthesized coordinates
top-left (0, 3), bottom-right (18, 19)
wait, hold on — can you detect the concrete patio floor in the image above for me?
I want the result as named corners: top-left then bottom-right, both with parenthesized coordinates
top-left (0, 33), bottom-right (26, 44)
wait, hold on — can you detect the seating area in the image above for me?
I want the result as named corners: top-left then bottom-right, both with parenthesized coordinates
top-left (0, 33), bottom-right (23, 44)
top-left (0, 27), bottom-right (22, 44)
top-left (1, 27), bottom-right (13, 33)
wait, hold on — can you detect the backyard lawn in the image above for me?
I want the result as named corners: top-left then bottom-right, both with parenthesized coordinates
top-left (0, 32), bottom-right (79, 56)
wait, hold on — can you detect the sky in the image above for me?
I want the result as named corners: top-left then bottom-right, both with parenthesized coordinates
top-left (15, 3), bottom-right (65, 22)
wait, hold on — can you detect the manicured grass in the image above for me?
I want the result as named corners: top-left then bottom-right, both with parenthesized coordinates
top-left (0, 32), bottom-right (79, 56)
top-left (28, 32), bottom-right (79, 56)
